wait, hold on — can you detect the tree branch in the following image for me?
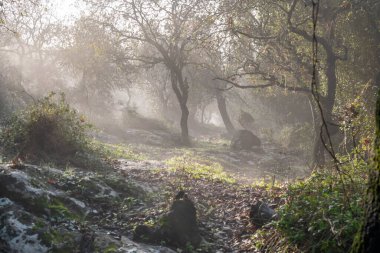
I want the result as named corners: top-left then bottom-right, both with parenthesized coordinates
top-left (214, 76), bottom-right (310, 93)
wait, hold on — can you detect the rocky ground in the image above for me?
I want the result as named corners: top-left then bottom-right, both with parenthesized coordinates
top-left (0, 128), bottom-right (307, 252)
top-left (0, 162), bottom-right (176, 253)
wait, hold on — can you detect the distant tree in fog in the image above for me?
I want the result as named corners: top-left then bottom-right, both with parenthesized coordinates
top-left (85, 0), bottom-right (221, 145)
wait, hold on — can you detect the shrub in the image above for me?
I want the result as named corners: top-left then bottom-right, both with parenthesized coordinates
top-left (276, 166), bottom-right (366, 252)
top-left (0, 93), bottom-right (93, 163)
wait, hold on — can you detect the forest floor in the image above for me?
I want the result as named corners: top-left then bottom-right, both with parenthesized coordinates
top-left (1, 127), bottom-right (307, 252)
top-left (100, 127), bottom-right (310, 184)
top-left (116, 158), bottom-right (285, 252)
top-left (96, 128), bottom-right (309, 252)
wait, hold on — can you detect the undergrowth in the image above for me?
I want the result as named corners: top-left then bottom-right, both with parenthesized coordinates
top-left (274, 161), bottom-right (367, 252)
top-left (0, 93), bottom-right (107, 168)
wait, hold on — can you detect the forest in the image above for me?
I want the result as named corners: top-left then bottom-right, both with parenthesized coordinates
top-left (0, 0), bottom-right (379, 252)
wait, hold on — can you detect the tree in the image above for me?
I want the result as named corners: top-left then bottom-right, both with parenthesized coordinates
top-left (218, 0), bottom-right (365, 165)
top-left (184, 64), bottom-right (236, 135)
top-left (59, 18), bottom-right (131, 120)
top-left (85, 0), bottom-right (220, 145)
top-left (0, 0), bottom-right (64, 94)
top-left (0, 0), bottom-right (63, 106)
top-left (215, 90), bottom-right (235, 134)
top-left (350, 0), bottom-right (380, 251)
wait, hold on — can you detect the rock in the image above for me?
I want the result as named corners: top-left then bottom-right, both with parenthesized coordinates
top-left (133, 191), bottom-right (201, 249)
top-left (121, 236), bottom-right (176, 253)
top-left (133, 224), bottom-right (163, 245)
top-left (0, 165), bottom-right (87, 216)
top-left (161, 191), bottom-right (201, 247)
top-left (0, 167), bottom-right (49, 215)
top-left (93, 234), bottom-right (176, 253)
top-left (79, 231), bottom-right (95, 253)
top-left (249, 200), bottom-right (276, 227)
top-left (0, 198), bottom-right (49, 253)
top-left (0, 161), bottom-right (181, 253)
top-left (231, 130), bottom-right (261, 150)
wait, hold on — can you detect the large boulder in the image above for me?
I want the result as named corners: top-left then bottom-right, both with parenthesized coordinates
top-left (231, 130), bottom-right (261, 150)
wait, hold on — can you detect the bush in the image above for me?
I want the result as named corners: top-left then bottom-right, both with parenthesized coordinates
top-left (0, 93), bottom-right (93, 163)
top-left (276, 166), bottom-right (366, 252)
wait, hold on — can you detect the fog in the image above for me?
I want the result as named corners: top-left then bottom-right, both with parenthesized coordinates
top-left (1, 1), bottom-right (379, 252)
top-left (0, 0), bottom-right (377, 180)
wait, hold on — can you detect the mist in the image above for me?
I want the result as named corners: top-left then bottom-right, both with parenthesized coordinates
top-left (0, 0), bottom-right (379, 252)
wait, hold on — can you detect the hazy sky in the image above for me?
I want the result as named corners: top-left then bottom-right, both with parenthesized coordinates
top-left (51, 0), bottom-right (83, 21)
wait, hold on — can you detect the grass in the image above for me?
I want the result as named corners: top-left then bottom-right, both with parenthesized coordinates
top-left (104, 243), bottom-right (118, 253)
top-left (165, 152), bottom-right (236, 184)
top-left (100, 142), bottom-right (146, 161)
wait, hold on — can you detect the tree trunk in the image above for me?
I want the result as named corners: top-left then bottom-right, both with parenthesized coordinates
top-left (323, 52), bottom-right (338, 135)
top-left (313, 131), bottom-right (326, 166)
top-left (170, 69), bottom-right (190, 145)
top-left (216, 92), bottom-right (235, 135)
top-left (312, 52), bottom-right (338, 166)
top-left (180, 103), bottom-right (190, 145)
top-left (351, 75), bottom-right (380, 253)
top-left (200, 104), bottom-right (206, 124)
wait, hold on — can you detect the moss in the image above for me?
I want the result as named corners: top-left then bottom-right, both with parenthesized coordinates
top-left (48, 199), bottom-right (78, 220)
top-left (104, 243), bottom-right (118, 253)
top-left (40, 229), bottom-right (75, 248)
top-left (31, 220), bottom-right (45, 232)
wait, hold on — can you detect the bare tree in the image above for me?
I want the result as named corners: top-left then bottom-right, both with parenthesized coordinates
top-left (217, 0), bottom-right (351, 165)
top-left (85, 0), bottom-right (220, 144)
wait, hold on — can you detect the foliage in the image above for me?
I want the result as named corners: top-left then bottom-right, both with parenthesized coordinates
top-left (276, 164), bottom-right (366, 252)
top-left (0, 93), bottom-right (94, 165)
top-left (276, 123), bottom-right (314, 156)
top-left (0, 65), bottom-right (30, 124)
top-left (165, 152), bottom-right (236, 184)
top-left (336, 89), bottom-right (376, 156)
